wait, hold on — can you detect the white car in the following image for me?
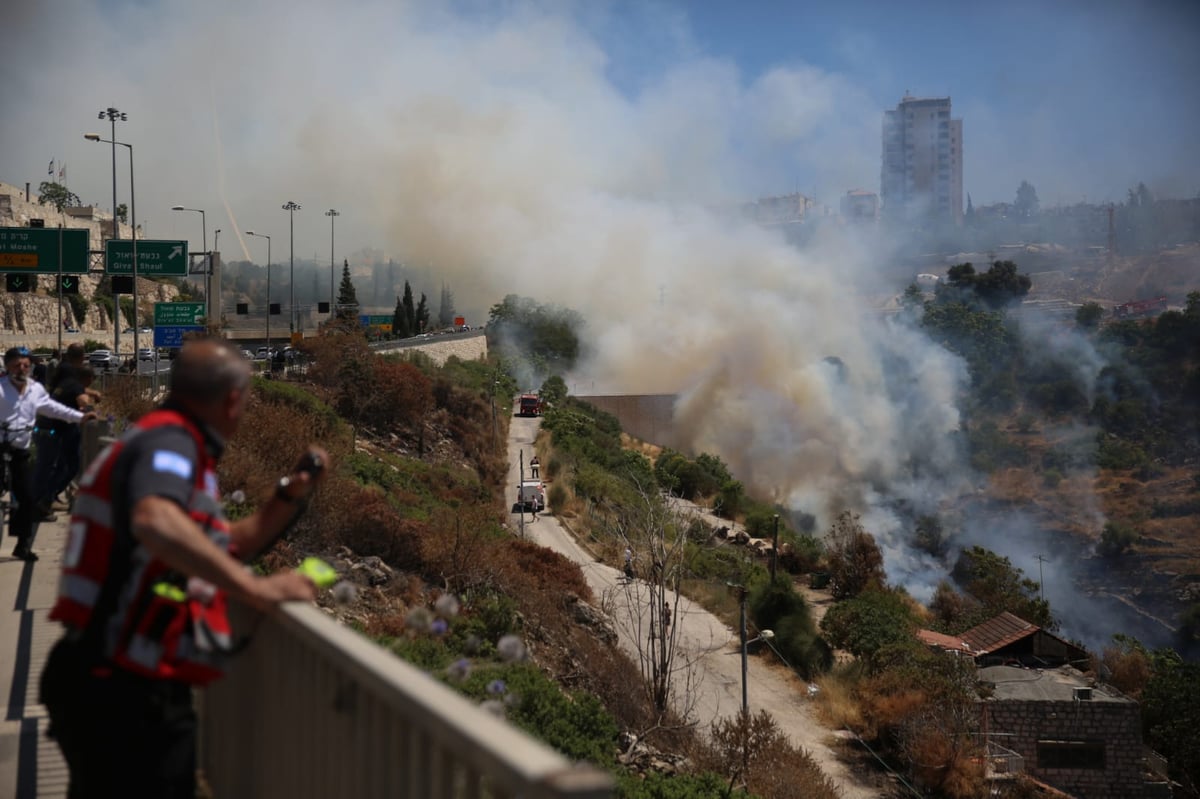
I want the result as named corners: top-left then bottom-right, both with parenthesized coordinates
top-left (87, 349), bottom-right (121, 370)
top-left (137, 347), bottom-right (157, 361)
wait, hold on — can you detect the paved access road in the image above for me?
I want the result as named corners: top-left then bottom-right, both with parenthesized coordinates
top-left (504, 412), bottom-right (883, 798)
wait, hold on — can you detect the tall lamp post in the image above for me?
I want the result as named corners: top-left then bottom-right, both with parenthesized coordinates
top-left (170, 205), bottom-right (207, 323)
top-left (97, 107), bottom-right (127, 356)
top-left (85, 132), bottom-right (138, 359)
top-left (246, 231), bottom-right (271, 354)
top-left (282, 201), bottom-right (301, 337)
top-left (324, 209), bottom-right (339, 316)
top-left (213, 229), bottom-right (221, 323)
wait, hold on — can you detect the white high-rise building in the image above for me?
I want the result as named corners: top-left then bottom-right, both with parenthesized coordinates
top-left (881, 94), bottom-right (963, 225)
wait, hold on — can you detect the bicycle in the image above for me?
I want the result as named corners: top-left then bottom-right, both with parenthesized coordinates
top-left (0, 423), bottom-right (38, 538)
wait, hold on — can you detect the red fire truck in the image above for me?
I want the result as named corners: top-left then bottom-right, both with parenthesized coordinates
top-left (518, 393), bottom-right (543, 416)
top-left (1113, 297), bottom-right (1168, 319)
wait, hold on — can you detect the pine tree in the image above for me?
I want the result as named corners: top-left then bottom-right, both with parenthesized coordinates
top-left (336, 258), bottom-right (359, 320)
top-left (392, 294), bottom-right (408, 338)
top-left (438, 284), bottom-right (455, 327)
top-left (415, 293), bottom-right (429, 334)
top-left (401, 281), bottom-right (416, 337)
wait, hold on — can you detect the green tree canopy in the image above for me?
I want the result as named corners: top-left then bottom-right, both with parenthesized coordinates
top-left (819, 586), bottom-right (920, 669)
top-left (947, 545), bottom-right (1053, 629)
top-left (1014, 180), bottom-right (1039, 218)
top-left (823, 511), bottom-right (885, 600)
top-left (487, 294), bottom-right (583, 377)
top-left (1075, 301), bottom-right (1104, 329)
top-left (37, 181), bottom-right (81, 212)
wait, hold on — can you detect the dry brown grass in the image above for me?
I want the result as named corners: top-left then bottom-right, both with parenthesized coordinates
top-left (810, 670), bottom-right (864, 731)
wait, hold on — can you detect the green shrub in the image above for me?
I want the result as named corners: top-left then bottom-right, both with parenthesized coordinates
top-left (744, 508), bottom-right (781, 539)
top-left (1042, 468), bottom-right (1063, 488)
top-left (450, 593), bottom-right (520, 655)
top-left (461, 663), bottom-right (618, 766)
top-left (779, 535), bottom-right (822, 573)
top-left (254, 377), bottom-right (342, 434)
top-left (617, 771), bottom-right (753, 798)
top-left (1152, 498), bottom-right (1200, 517)
top-left (772, 613), bottom-right (833, 680)
top-left (1098, 521), bottom-right (1138, 557)
top-left (1096, 435), bottom-right (1148, 471)
top-left (749, 576), bottom-right (811, 634)
top-left (686, 544), bottom-right (765, 585)
top-left (714, 479), bottom-right (745, 519)
top-left (819, 587), bottom-right (919, 666)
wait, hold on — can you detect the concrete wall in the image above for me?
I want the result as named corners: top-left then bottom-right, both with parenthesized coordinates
top-left (376, 332), bottom-right (488, 366)
top-left (984, 698), bottom-right (1145, 798)
top-left (576, 394), bottom-right (679, 450)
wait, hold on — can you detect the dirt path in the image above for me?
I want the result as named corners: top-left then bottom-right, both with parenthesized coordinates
top-left (504, 413), bottom-right (883, 798)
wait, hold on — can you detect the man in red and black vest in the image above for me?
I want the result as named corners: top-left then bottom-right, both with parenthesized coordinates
top-left (40, 339), bottom-right (328, 798)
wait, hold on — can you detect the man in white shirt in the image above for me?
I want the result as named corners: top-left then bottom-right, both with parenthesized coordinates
top-left (0, 346), bottom-right (95, 560)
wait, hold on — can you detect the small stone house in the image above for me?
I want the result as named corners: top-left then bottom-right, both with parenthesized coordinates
top-left (981, 664), bottom-right (1152, 799)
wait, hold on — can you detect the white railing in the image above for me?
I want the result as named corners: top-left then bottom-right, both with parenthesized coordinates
top-left (199, 601), bottom-right (614, 799)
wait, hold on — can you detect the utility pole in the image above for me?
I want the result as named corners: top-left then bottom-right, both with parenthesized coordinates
top-left (518, 450), bottom-right (526, 538)
top-left (1036, 555), bottom-right (1047, 602)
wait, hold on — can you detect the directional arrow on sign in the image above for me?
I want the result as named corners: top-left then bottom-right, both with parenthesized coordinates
top-left (170, 245), bottom-right (182, 260)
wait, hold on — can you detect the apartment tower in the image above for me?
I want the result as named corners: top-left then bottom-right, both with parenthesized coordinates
top-left (881, 94), bottom-right (963, 225)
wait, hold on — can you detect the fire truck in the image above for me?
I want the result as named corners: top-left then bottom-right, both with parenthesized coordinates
top-left (518, 393), bottom-right (543, 417)
top-left (1113, 297), bottom-right (1168, 319)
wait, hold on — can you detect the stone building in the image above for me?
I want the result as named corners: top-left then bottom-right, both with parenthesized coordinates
top-left (981, 664), bottom-right (1157, 799)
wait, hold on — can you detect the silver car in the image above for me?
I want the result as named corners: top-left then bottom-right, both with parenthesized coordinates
top-left (87, 349), bottom-right (121, 370)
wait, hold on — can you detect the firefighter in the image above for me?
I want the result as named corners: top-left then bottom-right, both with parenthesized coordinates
top-left (40, 339), bottom-right (326, 798)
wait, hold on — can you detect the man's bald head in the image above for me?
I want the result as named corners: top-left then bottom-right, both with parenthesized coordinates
top-left (169, 340), bottom-right (252, 407)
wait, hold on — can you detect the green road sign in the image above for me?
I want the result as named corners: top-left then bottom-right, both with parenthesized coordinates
top-left (0, 227), bottom-right (89, 273)
top-left (154, 301), bottom-right (206, 326)
top-left (106, 239), bottom-right (188, 275)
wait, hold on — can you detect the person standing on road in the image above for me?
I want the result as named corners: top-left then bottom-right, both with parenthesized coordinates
top-left (40, 339), bottom-right (326, 798)
top-left (530, 455), bottom-right (539, 478)
top-left (623, 547), bottom-right (634, 582)
top-left (0, 346), bottom-right (97, 561)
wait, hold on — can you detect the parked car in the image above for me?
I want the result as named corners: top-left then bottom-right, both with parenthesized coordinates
top-left (87, 349), bottom-right (121, 370)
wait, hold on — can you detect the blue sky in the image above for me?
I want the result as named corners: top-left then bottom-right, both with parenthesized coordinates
top-left (2, 0), bottom-right (1197, 263)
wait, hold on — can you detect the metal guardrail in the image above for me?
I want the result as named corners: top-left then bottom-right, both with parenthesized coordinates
top-left (199, 601), bottom-right (615, 799)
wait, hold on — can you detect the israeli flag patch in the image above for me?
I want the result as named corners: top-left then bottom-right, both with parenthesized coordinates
top-left (153, 450), bottom-right (193, 480)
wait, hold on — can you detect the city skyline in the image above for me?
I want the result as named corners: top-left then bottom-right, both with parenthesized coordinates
top-left (1, 1), bottom-right (1196, 266)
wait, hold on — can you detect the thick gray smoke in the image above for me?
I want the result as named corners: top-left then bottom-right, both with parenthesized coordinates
top-left (3, 1), bottom-right (1188, 647)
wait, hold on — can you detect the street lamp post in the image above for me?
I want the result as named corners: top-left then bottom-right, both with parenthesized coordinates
top-left (324, 209), bottom-right (339, 316)
top-left (282, 201), bottom-right (301, 337)
top-left (97, 107), bottom-right (127, 357)
top-left (170, 205), bottom-right (206, 323)
top-left (246, 231), bottom-right (271, 354)
top-left (85, 132), bottom-right (138, 360)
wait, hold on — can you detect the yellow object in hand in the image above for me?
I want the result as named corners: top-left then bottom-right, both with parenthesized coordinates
top-left (296, 557), bottom-right (338, 589)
